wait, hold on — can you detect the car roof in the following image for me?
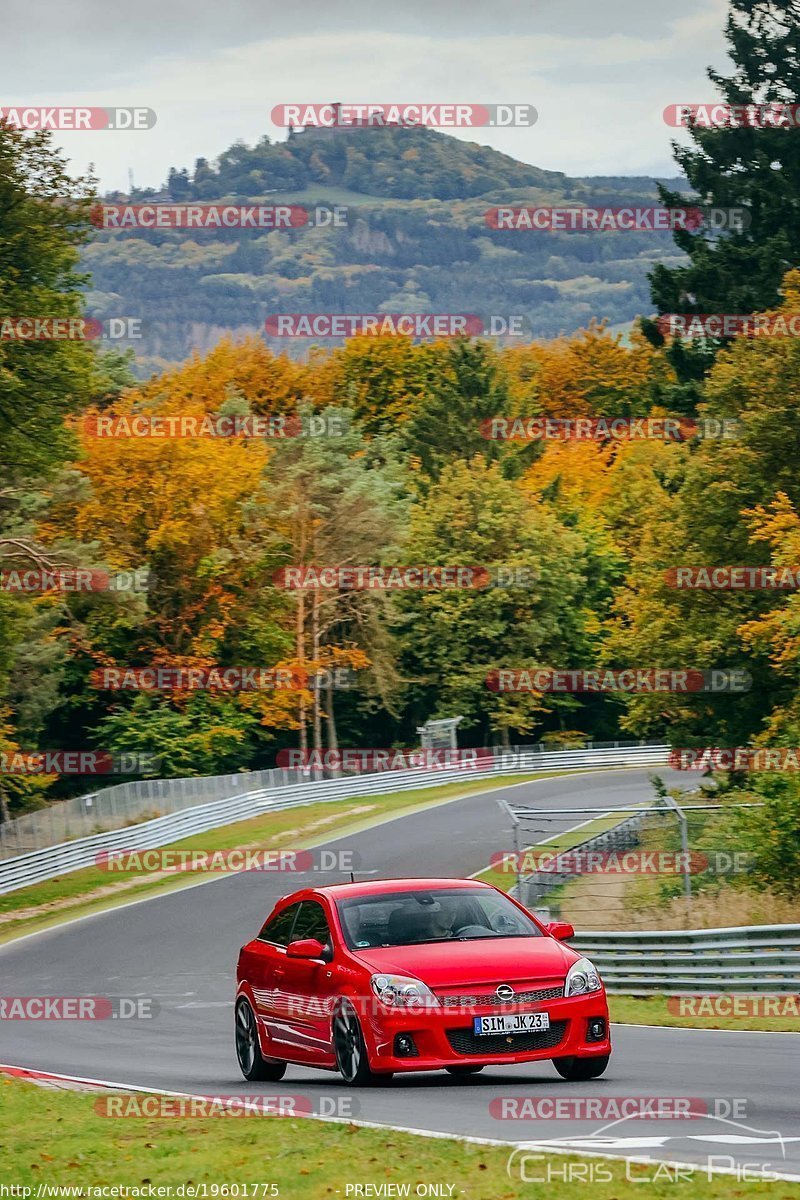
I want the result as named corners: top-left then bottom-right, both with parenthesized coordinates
top-left (313, 877), bottom-right (492, 901)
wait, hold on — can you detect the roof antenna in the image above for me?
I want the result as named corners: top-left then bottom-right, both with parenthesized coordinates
top-left (349, 871), bottom-right (355, 883)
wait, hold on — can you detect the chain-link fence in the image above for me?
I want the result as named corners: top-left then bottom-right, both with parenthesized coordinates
top-left (495, 792), bottom-right (765, 931)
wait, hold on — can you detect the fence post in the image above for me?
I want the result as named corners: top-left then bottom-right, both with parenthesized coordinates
top-left (513, 819), bottom-right (522, 897)
top-left (664, 793), bottom-right (692, 914)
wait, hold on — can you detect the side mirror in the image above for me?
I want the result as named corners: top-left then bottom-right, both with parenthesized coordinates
top-left (546, 921), bottom-right (575, 942)
top-left (286, 937), bottom-right (329, 960)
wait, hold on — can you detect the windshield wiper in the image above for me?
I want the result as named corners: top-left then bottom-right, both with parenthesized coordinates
top-left (374, 933), bottom-right (533, 946)
top-left (455, 933), bottom-right (530, 940)
top-left (376, 936), bottom-right (466, 947)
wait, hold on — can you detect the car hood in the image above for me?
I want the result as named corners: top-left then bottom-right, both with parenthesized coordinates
top-left (352, 936), bottom-right (576, 987)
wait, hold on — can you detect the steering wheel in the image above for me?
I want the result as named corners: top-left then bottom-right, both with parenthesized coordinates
top-left (490, 912), bottom-right (519, 933)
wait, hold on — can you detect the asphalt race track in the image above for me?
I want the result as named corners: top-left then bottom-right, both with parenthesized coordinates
top-left (1, 768), bottom-right (798, 1180)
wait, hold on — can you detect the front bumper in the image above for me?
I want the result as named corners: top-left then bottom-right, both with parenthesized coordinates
top-left (362, 992), bottom-right (611, 1073)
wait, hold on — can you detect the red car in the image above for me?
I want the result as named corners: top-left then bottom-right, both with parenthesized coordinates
top-left (235, 877), bottom-right (610, 1086)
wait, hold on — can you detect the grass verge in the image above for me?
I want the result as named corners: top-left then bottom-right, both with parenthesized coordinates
top-left (0, 771), bottom-right (572, 946)
top-left (2, 1077), bottom-right (797, 1196)
top-left (609, 993), bottom-right (800, 1034)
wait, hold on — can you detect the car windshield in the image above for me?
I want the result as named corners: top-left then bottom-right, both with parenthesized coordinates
top-left (336, 887), bottom-right (543, 949)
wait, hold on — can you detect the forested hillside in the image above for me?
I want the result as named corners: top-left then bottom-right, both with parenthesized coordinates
top-left (85, 125), bottom-right (687, 371)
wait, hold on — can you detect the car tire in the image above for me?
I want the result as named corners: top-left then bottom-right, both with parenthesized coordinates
top-left (553, 1054), bottom-right (610, 1081)
top-left (235, 998), bottom-right (287, 1082)
top-left (333, 999), bottom-right (382, 1086)
top-left (445, 1065), bottom-right (484, 1077)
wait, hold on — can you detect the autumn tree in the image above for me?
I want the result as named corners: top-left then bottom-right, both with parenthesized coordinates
top-left (254, 406), bottom-right (405, 756)
top-left (610, 274), bottom-right (800, 746)
top-left (0, 123), bottom-right (100, 816)
top-left (396, 458), bottom-right (589, 745)
top-left (47, 351), bottom-right (315, 774)
top-left (309, 334), bottom-right (434, 436)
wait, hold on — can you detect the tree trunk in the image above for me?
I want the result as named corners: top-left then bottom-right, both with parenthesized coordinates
top-left (325, 682), bottom-right (339, 775)
top-left (0, 784), bottom-right (10, 825)
top-left (296, 589), bottom-right (307, 756)
top-left (296, 493), bottom-right (308, 759)
top-left (311, 589), bottom-right (323, 765)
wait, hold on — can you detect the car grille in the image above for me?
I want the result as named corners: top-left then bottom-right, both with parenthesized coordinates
top-left (446, 1019), bottom-right (567, 1056)
top-left (438, 985), bottom-right (564, 1008)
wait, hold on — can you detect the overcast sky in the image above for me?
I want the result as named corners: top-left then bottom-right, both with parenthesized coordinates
top-left (2, 0), bottom-right (731, 192)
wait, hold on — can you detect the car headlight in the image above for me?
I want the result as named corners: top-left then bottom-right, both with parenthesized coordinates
top-left (370, 974), bottom-right (439, 1009)
top-left (564, 956), bottom-right (602, 997)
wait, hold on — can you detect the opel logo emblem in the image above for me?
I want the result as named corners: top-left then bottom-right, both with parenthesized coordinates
top-left (496, 983), bottom-right (514, 1000)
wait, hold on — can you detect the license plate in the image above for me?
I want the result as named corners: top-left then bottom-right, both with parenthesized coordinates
top-left (473, 1012), bottom-right (550, 1036)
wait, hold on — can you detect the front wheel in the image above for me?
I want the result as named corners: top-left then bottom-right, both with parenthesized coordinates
top-left (553, 1054), bottom-right (610, 1081)
top-left (333, 999), bottom-right (381, 1086)
top-left (235, 998), bottom-right (287, 1082)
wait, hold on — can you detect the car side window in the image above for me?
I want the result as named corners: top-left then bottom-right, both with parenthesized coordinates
top-left (291, 900), bottom-right (331, 946)
top-left (258, 902), bottom-right (301, 945)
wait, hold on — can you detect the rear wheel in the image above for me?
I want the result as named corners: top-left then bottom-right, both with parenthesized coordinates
top-left (333, 999), bottom-right (381, 1086)
top-left (446, 1065), bottom-right (484, 1077)
top-left (235, 998), bottom-right (287, 1082)
top-left (553, 1054), bottom-right (609, 1081)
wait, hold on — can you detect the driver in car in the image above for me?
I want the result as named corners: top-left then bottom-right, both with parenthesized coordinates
top-left (424, 899), bottom-right (455, 940)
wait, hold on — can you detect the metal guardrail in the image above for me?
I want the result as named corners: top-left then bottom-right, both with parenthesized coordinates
top-left (0, 738), bottom-right (667, 859)
top-left (573, 924), bottom-right (800, 994)
top-left (0, 743), bottom-right (668, 894)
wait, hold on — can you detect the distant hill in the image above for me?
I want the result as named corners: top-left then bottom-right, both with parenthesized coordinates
top-left (84, 126), bottom-right (689, 372)
top-left (162, 124), bottom-right (571, 202)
